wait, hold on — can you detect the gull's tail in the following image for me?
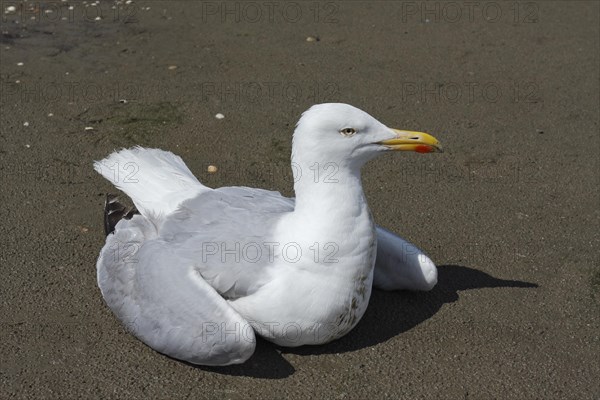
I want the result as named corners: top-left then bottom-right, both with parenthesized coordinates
top-left (94, 146), bottom-right (208, 219)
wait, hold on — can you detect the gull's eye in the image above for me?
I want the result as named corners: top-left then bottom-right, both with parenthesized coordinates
top-left (340, 127), bottom-right (357, 137)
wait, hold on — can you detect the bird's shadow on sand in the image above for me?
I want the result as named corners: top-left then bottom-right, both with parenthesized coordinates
top-left (198, 265), bottom-right (537, 379)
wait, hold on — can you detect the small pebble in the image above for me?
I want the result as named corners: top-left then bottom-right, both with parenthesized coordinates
top-left (47, 113), bottom-right (54, 117)
top-left (119, 99), bottom-right (128, 104)
top-left (6, 6), bottom-right (16, 12)
top-left (95, 16), bottom-right (101, 20)
top-left (23, 121), bottom-right (29, 126)
top-left (207, 165), bottom-right (218, 173)
top-left (17, 62), bottom-right (23, 66)
top-left (84, 126), bottom-right (94, 131)
top-left (306, 36), bottom-right (319, 42)
top-left (168, 65), bottom-right (178, 70)
top-left (215, 113), bottom-right (225, 119)
top-left (25, 144), bottom-right (31, 148)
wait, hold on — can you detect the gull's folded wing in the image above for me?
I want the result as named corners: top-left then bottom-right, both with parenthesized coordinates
top-left (97, 215), bottom-right (256, 366)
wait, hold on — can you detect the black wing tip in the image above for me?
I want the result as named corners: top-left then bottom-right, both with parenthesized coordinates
top-left (104, 193), bottom-right (140, 236)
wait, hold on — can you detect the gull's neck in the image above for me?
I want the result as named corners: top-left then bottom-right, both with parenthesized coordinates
top-left (290, 146), bottom-right (372, 232)
top-left (292, 158), bottom-right (367, 215)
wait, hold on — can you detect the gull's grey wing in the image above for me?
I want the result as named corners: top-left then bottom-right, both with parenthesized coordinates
top-left (373, 226), bottom-right (438, 291)
top-left (97, 215), bottom-right (256, 366)
top-left (158, 187), bottom-right (296, 299)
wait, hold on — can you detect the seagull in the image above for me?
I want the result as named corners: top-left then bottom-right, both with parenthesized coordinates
top-left (94, 103), bottom-right (443, 366)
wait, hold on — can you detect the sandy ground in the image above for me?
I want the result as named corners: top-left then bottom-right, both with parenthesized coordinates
top-left (1, 1), bottom-right (598, 399)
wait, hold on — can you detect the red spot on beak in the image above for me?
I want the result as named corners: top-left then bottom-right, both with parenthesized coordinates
top-left (415, 145), bottom-right (433, 153)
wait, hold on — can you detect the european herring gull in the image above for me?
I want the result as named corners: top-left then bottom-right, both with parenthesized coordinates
top-left (94, 103), bottom-right (443, 366)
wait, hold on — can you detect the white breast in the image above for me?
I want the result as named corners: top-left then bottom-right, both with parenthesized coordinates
top-left (229, 202), bottom-right (377, 346)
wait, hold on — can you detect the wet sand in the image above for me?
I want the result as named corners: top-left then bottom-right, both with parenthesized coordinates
top-left (1, 1), bottom-right (598, 398)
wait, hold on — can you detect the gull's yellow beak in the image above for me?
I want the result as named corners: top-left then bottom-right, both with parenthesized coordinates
top-left (379, 129), bottom-right (443, 153)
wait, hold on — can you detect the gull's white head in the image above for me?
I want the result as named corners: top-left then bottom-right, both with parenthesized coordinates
top-left (292, 103), bottom-right (442, 169)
